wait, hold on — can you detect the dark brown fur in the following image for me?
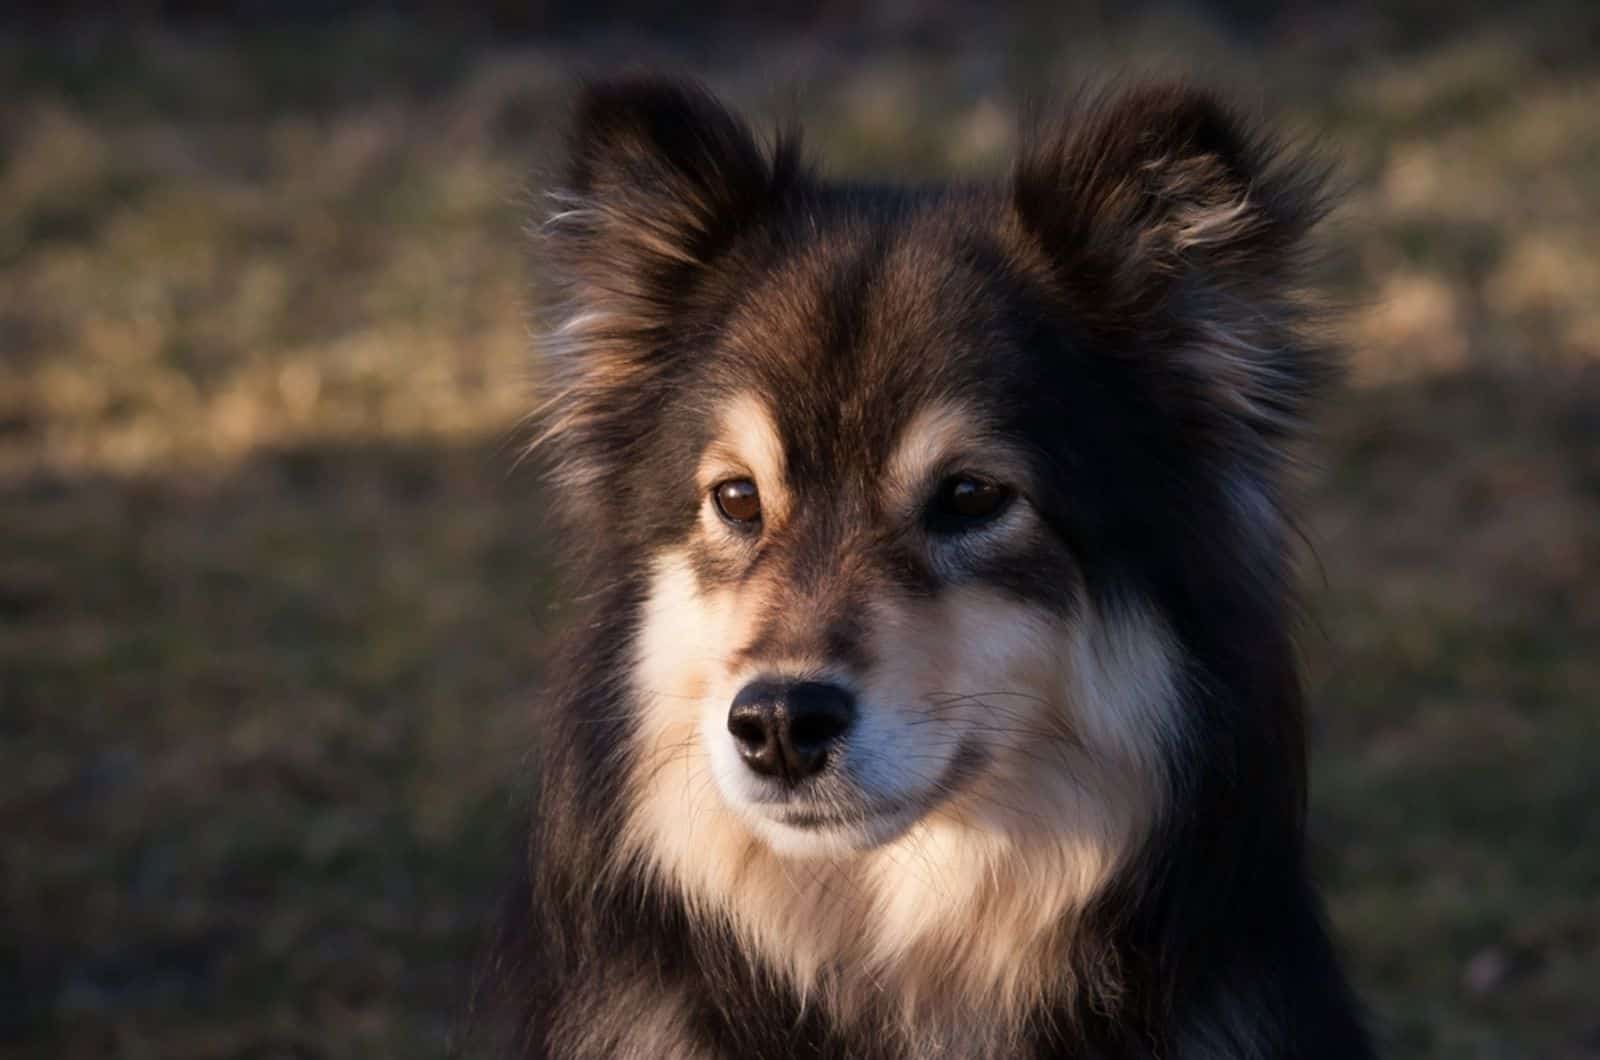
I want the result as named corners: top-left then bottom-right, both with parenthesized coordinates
top-left (467, 77), bottom-right (1374, 1059)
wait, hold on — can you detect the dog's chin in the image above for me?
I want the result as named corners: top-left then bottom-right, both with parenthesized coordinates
top-left (741, 800), bottom-right (926, 859)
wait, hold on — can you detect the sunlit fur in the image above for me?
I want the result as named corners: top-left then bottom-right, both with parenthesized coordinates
top-left (621, 543), bottom-right (1178, 1049)
top-left (466, 77), bottom-right (1374, 1060)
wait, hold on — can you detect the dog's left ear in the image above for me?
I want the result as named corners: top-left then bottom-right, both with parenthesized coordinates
top-left (1014, 83), bottom-right (1331, 438)
top-left (544, 77), bottom-right (801, 331)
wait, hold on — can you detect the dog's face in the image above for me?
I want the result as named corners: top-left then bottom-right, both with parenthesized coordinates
top-left (540, 81), bottom-right (1324, 869)
top-left (629, 243), bottom-right (1188, 860)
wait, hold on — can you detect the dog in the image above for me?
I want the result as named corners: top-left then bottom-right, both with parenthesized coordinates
top-left (466, 76), bottom-right (1375, 1059)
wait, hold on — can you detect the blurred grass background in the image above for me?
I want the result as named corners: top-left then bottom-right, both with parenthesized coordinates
top-left (2, 2), bottom-right (1598, 1057)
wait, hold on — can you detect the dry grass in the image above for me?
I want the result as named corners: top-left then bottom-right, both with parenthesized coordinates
top-left (3, 6), bottom-right (1598, 1058)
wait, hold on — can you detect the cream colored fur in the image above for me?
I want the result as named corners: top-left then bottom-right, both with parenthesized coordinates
top-left (613, 395), bottom-right (1185, 1054)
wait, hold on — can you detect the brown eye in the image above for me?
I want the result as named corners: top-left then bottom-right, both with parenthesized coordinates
top-left (713, 479), bottom-right (762, 525)
top-left (929, 475), bottom-right (1012, 532)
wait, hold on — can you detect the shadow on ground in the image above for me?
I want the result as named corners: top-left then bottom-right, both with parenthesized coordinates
top-left (2, 434), bottom-right (558, 1059)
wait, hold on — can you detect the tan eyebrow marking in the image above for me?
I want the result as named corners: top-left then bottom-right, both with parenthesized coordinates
top-left (884, 402), bottom-right (1039, 567)
top-left (888, 404), bottom-right (975, 491)
top-left (697, 392), bottom-right (790, 524)
top-left (885, 402), bottom-right (1020, 510)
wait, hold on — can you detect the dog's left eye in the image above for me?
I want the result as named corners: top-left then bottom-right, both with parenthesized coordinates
top-left (927, 475), bottom-right (1012, 532)
top-left (713, 478), bottom-right (762, 525)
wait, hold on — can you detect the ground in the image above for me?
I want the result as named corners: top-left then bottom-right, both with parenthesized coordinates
top-left (2, 5), bottom-right (1598, 1057)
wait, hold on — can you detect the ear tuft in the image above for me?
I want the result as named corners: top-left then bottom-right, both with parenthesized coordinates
top-left (1014, 82), bottom-right (1328, 313)
top-left (1014, 83), bottom-right (1334, 441)
top-left (546, 77), bottom-right (801, 311)
top-left (531, 79), bottom-right (802, 523)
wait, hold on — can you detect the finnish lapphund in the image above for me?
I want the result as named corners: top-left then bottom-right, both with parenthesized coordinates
top-left (467, 76), bottom-right (1375, 1059)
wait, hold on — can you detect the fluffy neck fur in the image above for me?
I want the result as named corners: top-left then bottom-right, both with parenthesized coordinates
top-left (467, 569), bottom-right (1371, 1060)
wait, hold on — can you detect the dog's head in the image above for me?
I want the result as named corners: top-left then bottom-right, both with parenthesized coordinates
top-left (537, 79), bottom-right (1326, 869)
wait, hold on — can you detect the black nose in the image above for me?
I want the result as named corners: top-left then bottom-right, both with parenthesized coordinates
top-left (727, 680), bottom-right (855, 784)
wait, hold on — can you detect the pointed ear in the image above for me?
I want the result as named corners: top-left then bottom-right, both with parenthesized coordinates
top-left (1014, 83), bottom-right (1326, 307)
top-left (1014, 83), bottom-right (1333, 437)
top-left (544, 77), bottom-right (801, 328)
top-left (533, 79), bottom-right (801, 520)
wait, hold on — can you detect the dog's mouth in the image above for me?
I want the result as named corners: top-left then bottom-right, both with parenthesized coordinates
top-left (746, 742), bottom-right (988, 839)
top-left (771, 803), bottom-right (900, 831)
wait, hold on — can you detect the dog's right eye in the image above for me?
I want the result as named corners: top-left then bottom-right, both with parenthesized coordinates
top-left (713, 479), bottom-right (762, 526)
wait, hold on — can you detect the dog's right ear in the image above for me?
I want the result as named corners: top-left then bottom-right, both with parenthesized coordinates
top-left (544, 77), bottom-right (800, 330)
top-left (534, 80), bottom-right (799, 520)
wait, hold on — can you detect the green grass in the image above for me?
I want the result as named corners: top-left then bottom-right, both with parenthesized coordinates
top-left (3, 8), bottom-right (1599, 1058)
